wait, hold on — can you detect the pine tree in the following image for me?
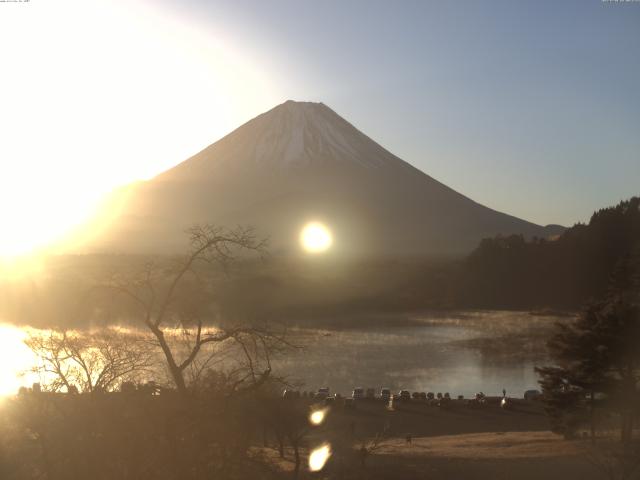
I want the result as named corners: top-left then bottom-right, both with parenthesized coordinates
top-left (536, 250), bottom-right (640, 443)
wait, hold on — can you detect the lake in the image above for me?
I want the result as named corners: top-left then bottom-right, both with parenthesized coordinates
top-left (0, 310), bottom-right (568, 398)
top-left (274, 310), bottom-right (566, 398)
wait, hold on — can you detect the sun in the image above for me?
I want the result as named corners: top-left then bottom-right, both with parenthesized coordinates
top-left (300, 222), bottom-right (333, 253)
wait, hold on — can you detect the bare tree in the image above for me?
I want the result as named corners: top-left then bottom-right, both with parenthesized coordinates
top-left (25, 327), bottom-right (154, 393)
top-left (102, 224), bottom-right (291, 396)
top-left (261, 396), bottom-right (314, 478)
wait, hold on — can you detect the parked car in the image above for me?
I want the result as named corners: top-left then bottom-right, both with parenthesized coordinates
top-left (316, 387), bottom-right (330, 400)
top-left (380, 388), bottom-right (391, 403)
top-left (411, 392), bottom-right (421, 400)
top-left (365, 388), bottom-right (376, 400)
top-left (523, 389), bottom-right (541, 401)
top-left (352, 387), bottom-right (364, 400)
top-left (472, 392), bottom-right (487, 406)
top-left (585, 392), bottom-right (607, 401)
top-left (399, 390), bottom-right (411, 402)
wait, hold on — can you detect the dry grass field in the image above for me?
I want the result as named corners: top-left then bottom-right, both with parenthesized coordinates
top-left (256, 397), bottom-right (627, 480)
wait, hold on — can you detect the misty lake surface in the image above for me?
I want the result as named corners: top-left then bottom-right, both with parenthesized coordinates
top-left (0, 310), bottom-right (569, 398)
top-left (274, 310), bottom-right (566, 398)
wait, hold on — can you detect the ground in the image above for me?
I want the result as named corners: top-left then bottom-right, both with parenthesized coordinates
top-left (257, 397), bottom-right (622, 479)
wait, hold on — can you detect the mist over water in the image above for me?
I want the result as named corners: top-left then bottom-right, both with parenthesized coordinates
top-left (274, 310), bottom-right (560, 398)
top-left (1, 310), bottom-right (563, 397)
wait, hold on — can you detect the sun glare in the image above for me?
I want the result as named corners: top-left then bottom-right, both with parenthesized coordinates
top-left (0, 0), bottom-right (279, 257)
top-left (300, 222), bottom-right (333, 253)
top-left (0, 325), bottom-right (37, 397)
top-left (308, 444), bottom-right (331, 471)
top-left (309, 408), bottom-right (327, 425)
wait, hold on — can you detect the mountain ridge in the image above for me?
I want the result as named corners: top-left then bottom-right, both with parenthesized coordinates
top-left (91, 100), bottom-right (564, 256)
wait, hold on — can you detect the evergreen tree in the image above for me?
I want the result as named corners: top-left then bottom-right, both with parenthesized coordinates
top-left (536, 251), bottom-right (640, 443)
top-left (461, 196), bottom-right (640, 309)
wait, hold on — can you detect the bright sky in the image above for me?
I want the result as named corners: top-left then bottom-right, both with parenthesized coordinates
top-left (1, 0), bottom-right (639, 256)
top-left (0, 0), bottom-right (282, 256)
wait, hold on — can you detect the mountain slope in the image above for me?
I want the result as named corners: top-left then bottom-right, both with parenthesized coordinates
top-left (92, 100), bottom-right (563, 256)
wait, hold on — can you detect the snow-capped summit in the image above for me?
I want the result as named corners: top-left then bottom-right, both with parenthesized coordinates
top-left (245, 100), bottom-right (391, 169)
top-left (94, 101), bottom-right (563, 256)
top-left (159, 100), bottom-right (395, 180)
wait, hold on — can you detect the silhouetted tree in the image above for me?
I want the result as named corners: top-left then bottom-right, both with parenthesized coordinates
top-left (101, 224), bottom-right (292, 396)
top-left (460, 196), bottom-right (640, 309)
top-left (260, 394), bottom-right (314, 478)
top-left (536, 252), bottom-right (640, 443)
top-left (25, 327), bottom-right (154, 393)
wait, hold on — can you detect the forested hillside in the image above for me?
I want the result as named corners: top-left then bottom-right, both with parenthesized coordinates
top-left (456, 197), bottom-right (640, 309)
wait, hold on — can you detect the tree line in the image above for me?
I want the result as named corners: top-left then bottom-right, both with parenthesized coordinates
top-left (456, 196), bottom-right (640, 309)
top-left (2, 197), bottom-right (638, 328)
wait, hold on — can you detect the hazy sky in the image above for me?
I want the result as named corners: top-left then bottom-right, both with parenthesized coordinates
top-left (167, 0), bottom-right (639, 227)
top-left (1, 0), bottom-right (638, 253)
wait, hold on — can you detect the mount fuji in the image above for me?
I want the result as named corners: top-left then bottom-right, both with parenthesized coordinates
top-left (93, 100), bottom-right (563, 257)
